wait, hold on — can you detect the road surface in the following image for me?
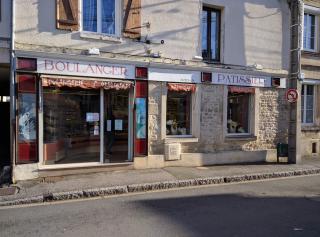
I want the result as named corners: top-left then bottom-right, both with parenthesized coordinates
top-left (1, 175), bottom-right (320, 237)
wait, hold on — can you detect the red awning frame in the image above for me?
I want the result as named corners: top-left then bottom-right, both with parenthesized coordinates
top-left (167, 83), bottom-right (196, 92)
top-left (228, 86), bottom-right (255, 94)
top-left (41, 76), bottom-right (133, 90)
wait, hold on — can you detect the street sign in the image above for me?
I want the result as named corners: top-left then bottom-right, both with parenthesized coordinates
top-left (286, 89), bottom-right (299, 103)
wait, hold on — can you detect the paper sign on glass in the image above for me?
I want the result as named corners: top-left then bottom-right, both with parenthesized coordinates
top-left (115, 120), bottom-right (123, 131)
top-left (107, 120), bottom-right (112, 132)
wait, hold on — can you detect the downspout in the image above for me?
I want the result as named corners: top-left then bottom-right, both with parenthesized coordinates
top-left (10, 0), bottom-right (16, 182)
top-left (287, 0), bottom-right (303, 164)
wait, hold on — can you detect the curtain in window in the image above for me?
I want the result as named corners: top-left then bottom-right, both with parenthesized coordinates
top-left (102, 0), bottom-right (115, 34)
top-left (83, 0), bottom-right (97, 32)
top-left (303, 14), bottom-right (316, 50)
top-left (167, 83), bottom-right (196, 93)
top-left (42, 77), bottom-right (133, 90)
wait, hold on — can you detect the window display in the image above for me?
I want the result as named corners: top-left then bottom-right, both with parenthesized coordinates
top-left (227, 92), bottom-right (250, 134)
top-left (43, 88), bottom-right (100, 164)
top-left (166, 91), bottom-right (191, 136)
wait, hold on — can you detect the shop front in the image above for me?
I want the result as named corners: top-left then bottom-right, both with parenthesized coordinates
top-left (15, 57), bottom-right (148, 174)
top-left (13, 57), bottom-right (289, 180)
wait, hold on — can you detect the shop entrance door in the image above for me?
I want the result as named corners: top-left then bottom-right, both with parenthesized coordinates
top-left (104, 90), bottom-right (129, 163)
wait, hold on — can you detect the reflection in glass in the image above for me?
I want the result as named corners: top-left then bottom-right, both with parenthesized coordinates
top-left (83, 0), bottom-right (97, 32)
top-left (18, 94), bottom-right (37, 142)
top-left (201, 10), bottom-right (208, 59)
top-left (102, 0), bottom-right (115, 34)
top-left (43, 88), bottom-right (100, 164)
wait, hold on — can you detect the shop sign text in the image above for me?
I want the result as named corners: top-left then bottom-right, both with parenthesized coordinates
top-left (37, 58), bottom-right (135, 79)
top-left (213, 72), bottom-right (271, 87)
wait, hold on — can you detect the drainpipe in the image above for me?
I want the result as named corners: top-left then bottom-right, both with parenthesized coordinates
top-left (10, 0), bottom-right (16, 182)
top-left (288, 0), bottom-right (303, 164)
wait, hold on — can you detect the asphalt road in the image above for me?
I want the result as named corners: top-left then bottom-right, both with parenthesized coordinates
top-left (1, 175), bottom-right (320, 237)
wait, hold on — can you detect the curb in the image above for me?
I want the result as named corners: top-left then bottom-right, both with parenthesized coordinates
top-left (1, 168), bottom-right (320, 207)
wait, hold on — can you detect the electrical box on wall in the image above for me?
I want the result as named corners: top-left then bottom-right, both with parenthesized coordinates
top-left (165, 143), bottom-right (181, 161)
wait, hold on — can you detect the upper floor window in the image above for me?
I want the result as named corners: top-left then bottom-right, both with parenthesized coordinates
top-left (82, 0), bottom-right (120, 35)
top-left (301, 84), bottom-right (314, 124)
top-left (303, 13), bottom-right (316, 51)
top-left (201, 7), bottom-right (221, 61)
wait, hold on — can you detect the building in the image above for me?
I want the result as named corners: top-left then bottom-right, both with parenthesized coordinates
top-left (10, 0), bottom-right (292, 181)
top-left (301, 0), bottom-right (320, 158)
top-left (0, 0), bottom-right (11, 169)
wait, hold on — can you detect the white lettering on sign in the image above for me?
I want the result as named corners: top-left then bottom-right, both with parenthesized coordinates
top-left (213, 72), bottom-right (271, 87)
top-left (37, 58), bottom-right (135, 79)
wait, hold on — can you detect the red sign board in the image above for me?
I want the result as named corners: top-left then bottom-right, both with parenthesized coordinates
top-left (286, 89), bottom-right (299, 103)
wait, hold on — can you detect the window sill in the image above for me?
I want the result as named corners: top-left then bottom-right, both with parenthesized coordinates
top-left (302, 50), bottom-right (320, 57)
top-left (80, 31), bottom-right (122, 43)
top-left (164, 137), bottom-right (199, 144)
top-left (225, 135), bottom-right (257, 141)
top-left (302, 125), bottom-right (320, 132)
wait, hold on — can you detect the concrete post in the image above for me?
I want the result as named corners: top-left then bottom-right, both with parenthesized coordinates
top-left (288, 0), bottom-right (303, 164)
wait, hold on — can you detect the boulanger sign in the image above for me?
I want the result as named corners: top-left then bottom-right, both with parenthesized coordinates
top-left (212, 72), bottom-right (272, 87)
top-left (37, 58), bottom-right (135, 79)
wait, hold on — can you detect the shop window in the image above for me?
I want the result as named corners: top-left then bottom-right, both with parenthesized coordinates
top-left (301, 84), bottom-right (314, 124)
top-left (17, 75), bottom-right (38, 163)
top-left (43, 87), bottom-right (100, 164)
top-left (303, 13), bottom-right (317, 51)
top-left (166, 91), bottom-right (191, 136)
top-left (227, 92), bottom-right (250, 134)
top-left (201, 7), bottom-right (221, 61)
top-left (82, 0), bottom-right (120, 35)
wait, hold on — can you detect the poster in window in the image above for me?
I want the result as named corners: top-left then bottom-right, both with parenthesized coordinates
top-left (135, 98), bottom-right (146, 139)
top-left (18, 93), bottom-right (37, 141)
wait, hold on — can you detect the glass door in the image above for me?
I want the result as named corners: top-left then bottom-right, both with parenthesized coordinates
top-left (104, 89), bottom-right (129, 163)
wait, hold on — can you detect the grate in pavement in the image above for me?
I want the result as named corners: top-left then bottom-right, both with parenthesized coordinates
top-left (0, 187), bottom-right (17, 196)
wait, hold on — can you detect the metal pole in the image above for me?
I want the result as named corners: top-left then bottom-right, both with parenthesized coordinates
top-left (288, 0), bottom-right (303, 164)
top-left (10, 0), bottom-right (16, 182)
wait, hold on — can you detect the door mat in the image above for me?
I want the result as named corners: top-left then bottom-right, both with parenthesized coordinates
top-left (0, 187), bottom-right (17, 196)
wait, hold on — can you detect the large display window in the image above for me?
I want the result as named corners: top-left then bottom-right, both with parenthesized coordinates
top-left (227, 91), bottom-right (250, 134)
top-left (166, 91), bottom-right (191, 136)
top-left (43, 87), bottom-right (100, 164)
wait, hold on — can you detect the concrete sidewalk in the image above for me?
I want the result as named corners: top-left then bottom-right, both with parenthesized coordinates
top-left (1, 157), bottom-right (320, 206)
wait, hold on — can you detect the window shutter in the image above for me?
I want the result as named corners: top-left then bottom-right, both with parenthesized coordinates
top-left (123, 0), bottom-right (141, 39)
top-left (56, 0), bottom-right (79, 31)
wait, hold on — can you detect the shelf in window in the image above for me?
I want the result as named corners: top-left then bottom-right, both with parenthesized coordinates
top-left (80, 31), bottom-right (122, 43)
top-left (225, 135), bottom-right (257, 141)
top-left (164, 137), bottom-right (199, 144)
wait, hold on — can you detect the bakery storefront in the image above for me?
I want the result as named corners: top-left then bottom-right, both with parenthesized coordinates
top-left (15, 58), bottom-right (148, 169)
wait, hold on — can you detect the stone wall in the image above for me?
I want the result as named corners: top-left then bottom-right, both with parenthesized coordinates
top-left (148, 81), bottom-right (163, 155)
top-left (244, 88), bottom-right (289, 150)
top-left (198, 84), bottom-right (224, 152)
top-left (147, 83), bottom-right (290, 156)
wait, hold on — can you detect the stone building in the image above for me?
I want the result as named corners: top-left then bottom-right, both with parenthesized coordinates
top-left (8, 0), bottom-right (293, 181)
top-left (300, 0), bottom-right (320, 158)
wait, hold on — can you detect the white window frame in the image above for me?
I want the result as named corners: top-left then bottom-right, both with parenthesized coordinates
top-left (166, 90), bottom-right (193, 138)
top-left (301, 84), bottom-right (315, 125)
top-left (225, 90), bottom-right (254, 137)
top-left (80, 0), bottom-right (121, 37)
top-left (303, 5), bottom-right (319, 52)
top-left (160, 83), bottom-right (200, 141)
